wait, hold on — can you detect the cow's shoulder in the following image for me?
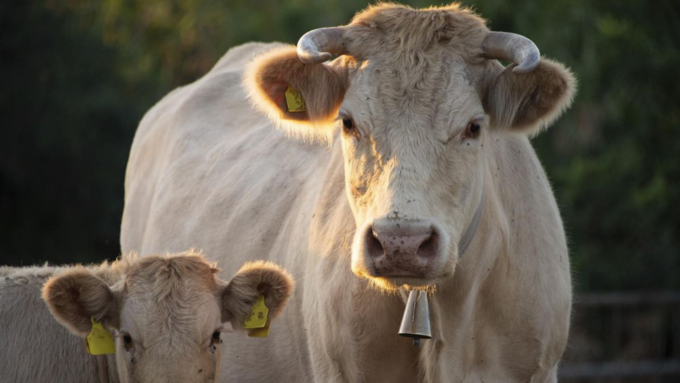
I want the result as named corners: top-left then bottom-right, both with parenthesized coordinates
top-left (133, 43), bottom-right (284, 144)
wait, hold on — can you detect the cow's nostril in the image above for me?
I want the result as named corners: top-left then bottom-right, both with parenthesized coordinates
top-left (366, 228), bottom-right (384, 258)
top-left (417, 230), bottom-right (438, 258)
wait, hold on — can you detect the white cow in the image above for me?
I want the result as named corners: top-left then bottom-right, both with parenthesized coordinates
top-left (0, 252), bottom-right (292, 383)
top-left (122, 3), bottom-right (575, 382)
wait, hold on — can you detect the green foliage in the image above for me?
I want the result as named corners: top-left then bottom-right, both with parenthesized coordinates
top-left (1, 0), bottom-right (678, 291)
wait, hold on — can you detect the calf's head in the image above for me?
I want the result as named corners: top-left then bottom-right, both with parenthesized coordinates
top-left (42, 253), bottom-right (293, 383)
top-left (247, 3), bottom-right (575, 289)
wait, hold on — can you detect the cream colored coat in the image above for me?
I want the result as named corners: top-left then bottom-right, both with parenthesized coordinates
top-left (122, 4), bottom-right (573, 383)
top-left (121, 45), bottom-right (572, 383)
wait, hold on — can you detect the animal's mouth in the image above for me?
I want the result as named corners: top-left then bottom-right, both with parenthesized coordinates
top-left (358, 273), bottom-right (443, 291)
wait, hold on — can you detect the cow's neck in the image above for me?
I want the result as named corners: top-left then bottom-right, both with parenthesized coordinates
top-left (416, 136), bottom-right (550, 382)
top-left (457, 183), bottom-right (485, 258)
top-left (415, 173), bottom-right (497, 381)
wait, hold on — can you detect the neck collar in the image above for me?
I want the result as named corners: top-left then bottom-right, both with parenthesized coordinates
top-left (457, 183), bottom-right (485, 257)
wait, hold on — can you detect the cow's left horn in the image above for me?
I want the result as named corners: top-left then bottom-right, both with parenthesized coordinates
top-left (481, 32), bottom-right (540, 73)
top-left (297, 27), bottom-right (347, 64)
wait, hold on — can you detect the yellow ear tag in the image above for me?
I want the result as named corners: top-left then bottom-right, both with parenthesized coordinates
top-left (285, 87), bottom-right (306, 113)
top-left (243, 295), bottom-right (268, 330)
top-left (86, 318), bottom-right (116, 355)
top-left (248, 321), bottom-right (270, 338)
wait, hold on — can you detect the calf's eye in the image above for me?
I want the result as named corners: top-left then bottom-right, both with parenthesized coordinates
top-left (212, 331), bottom-right (222, 344)
top-left (122, 334), bottom-right (134, 351)
top-left (463, 121), bottom-right (481, 139)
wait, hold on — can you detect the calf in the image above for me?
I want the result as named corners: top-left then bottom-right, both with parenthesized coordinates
top-left (0, 251), bottom-right (293, 383)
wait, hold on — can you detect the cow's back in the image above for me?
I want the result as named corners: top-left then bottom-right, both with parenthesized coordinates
top-left (121, 42), bottom-right (329, 271)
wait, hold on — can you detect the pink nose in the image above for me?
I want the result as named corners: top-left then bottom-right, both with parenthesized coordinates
top-left (364, 221), bottom-right (441, 278)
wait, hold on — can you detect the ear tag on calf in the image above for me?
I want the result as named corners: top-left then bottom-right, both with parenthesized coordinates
top-left (244, 295), bottom-right (269, 330)
top-left (285, 86), bottom-right (306, 113)
top-left (247, 321), bottom-right (271, 338)
top-left (86, 317), bottom-right (116, 355)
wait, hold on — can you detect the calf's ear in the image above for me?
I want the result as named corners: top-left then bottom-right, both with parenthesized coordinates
top-left (220, 261), bottom-right (294, 327)
top-left (244, 45), bottom-right (346, 143)
top-left (482, 58), bottom-right (576, 135)
top-left (42, 268), bottom-right (118, 336)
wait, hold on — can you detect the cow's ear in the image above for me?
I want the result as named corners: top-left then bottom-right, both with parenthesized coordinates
top-left (220, 261), bottom-right (294, 328)
top-left (244, 45), bottom-right (346, 143)
top-left (482, 58), bottom-right (576, 135)
top-left (42, 268), bottom-right (119, 336)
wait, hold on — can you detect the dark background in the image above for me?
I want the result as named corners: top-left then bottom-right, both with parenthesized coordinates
top-left (0, 0), bottom-right (678, 292)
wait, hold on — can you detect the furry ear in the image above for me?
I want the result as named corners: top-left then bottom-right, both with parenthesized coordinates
top-left (220, 261), bottom-right (294, 329)
top-left (42, 268), bottom-right (118, 336)
top-left (244, 45), bottom-right (346, 143)
top-left (482, 58), bottom-right (576, 135)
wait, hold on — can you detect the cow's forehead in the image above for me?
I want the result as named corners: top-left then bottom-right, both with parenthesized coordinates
top-left (338, 1), bottom-right (490, 133)
top-left (343, 3), bottom-right (488, 63)
top-left (343, 57), bottom-right (483, 136)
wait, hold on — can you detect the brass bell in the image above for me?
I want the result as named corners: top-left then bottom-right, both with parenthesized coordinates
top-left (398, 290), bottom-right (432, 346)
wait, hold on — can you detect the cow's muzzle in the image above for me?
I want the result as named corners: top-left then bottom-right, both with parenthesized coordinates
top-left (353, 219), bottom-right (450, 282)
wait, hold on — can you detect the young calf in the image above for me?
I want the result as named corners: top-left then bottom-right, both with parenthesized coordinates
top-left (41, 252), bottom-right (293, 383)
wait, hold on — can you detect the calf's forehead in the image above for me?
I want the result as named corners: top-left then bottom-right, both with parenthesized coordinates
top-left (121, 288), bottom-right (221, 345)
top-left (120, 261), bottom-right (222, 345)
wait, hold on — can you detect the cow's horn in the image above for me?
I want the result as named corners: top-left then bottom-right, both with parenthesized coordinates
top-left (297, 27), bottom-right (347, 64)
top-left (481, 32), bottom-right (540, 74)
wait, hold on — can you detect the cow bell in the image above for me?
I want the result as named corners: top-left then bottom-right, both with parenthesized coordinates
top-left (398, 290), bottom-right (432, 346)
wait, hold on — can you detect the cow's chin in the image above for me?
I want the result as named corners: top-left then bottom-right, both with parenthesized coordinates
top-left (351, 255), bottom-right (455, 291)
top-left (351, 259), bottom-right (455, 291)
top-left (366, 275), bottom-right (441, 291)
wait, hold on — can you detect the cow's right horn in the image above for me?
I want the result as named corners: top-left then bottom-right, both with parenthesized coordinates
top-left (297, 27), bottom-right (347, 64)
top-left (481, 31), bottom-right (540, 74)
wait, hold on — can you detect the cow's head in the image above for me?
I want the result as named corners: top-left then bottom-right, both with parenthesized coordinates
top-left (246, 3), bottom-right (575, 290)
top-left (43, 253), bottom-right (293, 383)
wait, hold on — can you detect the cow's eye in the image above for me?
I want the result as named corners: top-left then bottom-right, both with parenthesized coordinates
top-left (463, 121), bottom-right (481, 139)
top-left (342, 118), bottom-right (354, 131)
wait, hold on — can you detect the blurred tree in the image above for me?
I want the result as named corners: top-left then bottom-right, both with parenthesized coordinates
top-left (472, 0), bottom-right (680, 291)
top-left (0, 0), bottom-right (157, 265)
top-left (0, 0), bottom-right (678, 291)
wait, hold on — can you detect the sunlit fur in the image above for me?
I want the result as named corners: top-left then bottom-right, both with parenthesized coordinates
top-left (42, 252), bottom-right (293, 383)
top-left (123, 2), bottom-right (575, 383)
top-left (244, 46), bottom-right (347, 144)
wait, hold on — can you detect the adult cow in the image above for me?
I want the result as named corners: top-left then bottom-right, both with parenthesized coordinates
top-left (121, 3), bottom-right (575, 382)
